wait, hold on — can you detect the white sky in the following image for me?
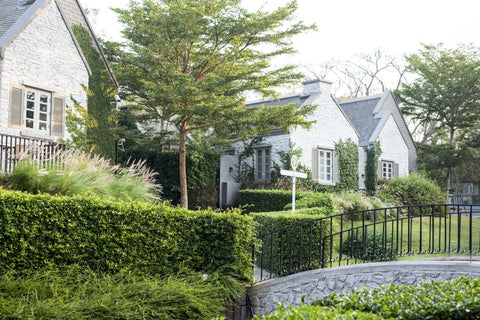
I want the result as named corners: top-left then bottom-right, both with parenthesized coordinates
top-left (79, 0), bottom-right (480, 72)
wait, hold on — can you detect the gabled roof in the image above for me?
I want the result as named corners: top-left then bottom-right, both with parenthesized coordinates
top-left (0, 0), bottom-right (118, 87)
top-left (338, 93), bottom-right (384, 145)
top-left (246, 93), bottom-right (310, 109)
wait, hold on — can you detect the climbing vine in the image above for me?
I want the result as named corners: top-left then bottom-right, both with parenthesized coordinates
top-left (335, 138), bottom-right (359, 191)
top-left (365, 141), bottom-right (382, 192)
top-left (72, 25), bottom-right (117, 160)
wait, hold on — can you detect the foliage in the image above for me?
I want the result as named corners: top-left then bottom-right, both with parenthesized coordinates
top-left (255, 303), bottom-right (383, 320)
top-left (396, 44), bottom-right (480, 192)
top-left (335, 138), bottom-right (360, 191)
top-left (72, 25), bottom-right (117, 160)
top-left (376, 172), bottom-right (445, 206)
top-left (341, 228), bottom-right (395, 262)
top-left (109, 0), bottom-right (316, 207)
top-left (65, 100), bottom-right (89, 152)
top-left (2, 149), bottom-right (160, 202)
top-left (314, 276), bottom-right (480, 319)
top-left (0, 190), bottom-right (254, 282)
top-left (284, 192), bottom-right (334, 214)
top-left (332, 192), bottom-right (393, 220)
top-left (0, 267), bottom-right (244, 320)
top-left (239, 189), bottom-right (296, 213)
top-left (120, 149), bottom-right (219, 209)
top-left (364, 141), bottom-right (382, 191)
top-left (251, 210), bottom-right (330, 274)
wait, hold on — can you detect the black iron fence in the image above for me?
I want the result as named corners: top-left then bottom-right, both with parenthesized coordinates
top-left (0, 133), bottom-right (66, 173)
top-left (254, 204), bottom-right (480, 283)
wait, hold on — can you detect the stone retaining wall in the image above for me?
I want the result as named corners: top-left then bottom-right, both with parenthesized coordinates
top-left (248, 260), bottom-right (480, 317)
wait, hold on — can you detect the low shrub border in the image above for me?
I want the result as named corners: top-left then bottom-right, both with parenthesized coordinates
top-left (314, 276), bottom-right (480, 319)
top-left (0, 189), bottom-right (254, 282)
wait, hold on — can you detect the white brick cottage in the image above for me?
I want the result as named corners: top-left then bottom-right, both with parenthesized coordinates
top-left (219, 79), bottom-right (417, 207)
top-left (0, 0), bottom-right (116, 142)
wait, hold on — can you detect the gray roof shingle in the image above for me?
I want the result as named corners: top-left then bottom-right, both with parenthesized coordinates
top-left (0, 0), bottom-right (36, 39)
top-left (246, 94), bottom-right (310, 109)
top-left (338, 95), bottom-right (382, 145)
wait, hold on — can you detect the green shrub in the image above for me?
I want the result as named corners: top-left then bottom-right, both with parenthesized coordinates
top-left (255, 303), bottom-right (383, 319)
top-left (341, 228), bottom-right (395, 262)
top-left (0, 189), bottom-right (253, 281)
top-left (0, 267), bottom-right (244, 320)
top-left (251, 210), bottom-right (331, 274)
top-left (239, 189), bottom-right (295, 213)
top-left (376, 173), bottom-right (445, 206)
top-left (332, 192), bottom-right (394, 220)
top-left (284, 192), bottom-right (334, 214)
top-left (315, 276), bottom-right (480, 319)
top-left (3, 149), bottom-right (160, 202)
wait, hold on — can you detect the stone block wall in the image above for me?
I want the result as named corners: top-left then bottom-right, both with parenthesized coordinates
top-left (248, 260), bottom-right (480, 317)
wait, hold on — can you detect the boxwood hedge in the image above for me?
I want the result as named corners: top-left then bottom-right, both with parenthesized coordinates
top-left (251, 209), bottom-right (331, 274)
top-left (239, 189), bottom-right (335, 215)
top-left (0, 189), bottom-right (254, 281)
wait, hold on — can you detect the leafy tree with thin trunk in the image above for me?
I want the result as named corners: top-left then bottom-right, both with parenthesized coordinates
top-left (396, 44), bottom-right (480, 196)
top-left (111, 0), bottom-right (316, 208)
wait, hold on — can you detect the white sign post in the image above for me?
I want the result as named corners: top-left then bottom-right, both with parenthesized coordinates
top-left (280, 155), bottom-right (307, 213)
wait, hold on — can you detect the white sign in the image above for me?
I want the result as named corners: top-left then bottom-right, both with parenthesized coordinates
top-left (280, 169), bottom-right (307, 179)
top-left (280, 161), bottom-right (307, 213)
top-left (290, 155), bottom-right (299, 170)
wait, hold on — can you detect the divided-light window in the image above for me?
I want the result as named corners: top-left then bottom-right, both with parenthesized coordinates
top-left (318, 149), bottom-right (332, 183)
top-left (24, 89), bottom-right (50, 133)
top-left (256, 148), bottom-right (271, 182)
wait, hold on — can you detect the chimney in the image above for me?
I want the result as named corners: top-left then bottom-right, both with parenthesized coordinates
top-left (302, 79), bottom-right (333, 96)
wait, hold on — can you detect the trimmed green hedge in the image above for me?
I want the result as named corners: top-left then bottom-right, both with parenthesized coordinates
top-left (314, 276), bottom-right (480, 319)
top-left (240, 189), bottom-right (335, 214)
top-left (251, 209), bottom-right (331, 274)
top-left (284, 192), bottom-right (334, 212)
top-left (239, 189), bottom-right (295, 213)
top-left (0, 189), bottom-right (253, 281)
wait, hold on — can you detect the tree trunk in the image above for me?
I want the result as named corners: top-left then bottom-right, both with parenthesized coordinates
top-left (445, 166), bottom-right (451, 203)
top-left (179, 121), bottom-right (188, 208)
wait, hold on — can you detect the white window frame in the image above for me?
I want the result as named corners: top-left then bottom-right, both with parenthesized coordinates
top-left (255, 147), bottom-right (271, 183)
top-left (24, 88), bottom-right (51, 134)
top-left (318, 149), bottom-right (333, 184)
top-left (382, 161), bottom-right (394, 180)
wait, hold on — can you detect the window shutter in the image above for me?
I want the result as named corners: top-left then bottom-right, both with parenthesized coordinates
top-left (377, 161), bottom-right (383, 180)
top-left (393, 163), bottom-right (399, 177)
top-left (51, 96), bottom-right (65, 137)
top-left (9, 87), bottom-right (23, 129)
top-left (333, 151), bottom-right (340, 183)
top-left (312, 148), bottom-right (318, 181)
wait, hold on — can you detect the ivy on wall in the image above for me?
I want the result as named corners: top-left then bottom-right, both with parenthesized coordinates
top-left (72, 25), bottom-right (117, 160)
top-left (335, 138), bottom-right (359, 191)
top-left (365, 141), bottom-right (382, 191)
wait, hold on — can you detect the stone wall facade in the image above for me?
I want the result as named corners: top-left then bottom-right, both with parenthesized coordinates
top-left (248, 260), bottom-right (480, 317)
top-left (377, 114), bottom-right (409, 177)
top-left (0, 0), bottom-right (89, 139)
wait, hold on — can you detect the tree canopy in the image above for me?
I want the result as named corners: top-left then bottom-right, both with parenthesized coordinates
top-left (396, 44), bottom-right (480, 194)
top-left (110, 0), bottom-right (316, 208)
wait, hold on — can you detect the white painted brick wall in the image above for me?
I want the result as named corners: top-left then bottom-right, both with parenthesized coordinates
top-left (290, 83), bottom-right (359, 175)
top-left (0, 0), bottom-right (89, 139)
top-left (378, 115), bottom-right (409, 177)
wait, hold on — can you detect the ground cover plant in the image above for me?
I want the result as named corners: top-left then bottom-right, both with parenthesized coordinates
top-left (0, 266), bottom-right (244, 320)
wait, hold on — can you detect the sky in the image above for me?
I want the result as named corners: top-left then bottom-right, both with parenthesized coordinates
top-left (79, 0), bottom-right (480, 84)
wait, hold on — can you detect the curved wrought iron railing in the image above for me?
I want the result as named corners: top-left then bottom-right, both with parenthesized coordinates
top-left (253, 204), bottom-right (480, 283)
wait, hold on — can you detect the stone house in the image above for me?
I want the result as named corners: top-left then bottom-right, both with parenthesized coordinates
top-left (0, 0), bottom-right (117, 146)
top-left (219, 79), bottom-right (417, 207)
